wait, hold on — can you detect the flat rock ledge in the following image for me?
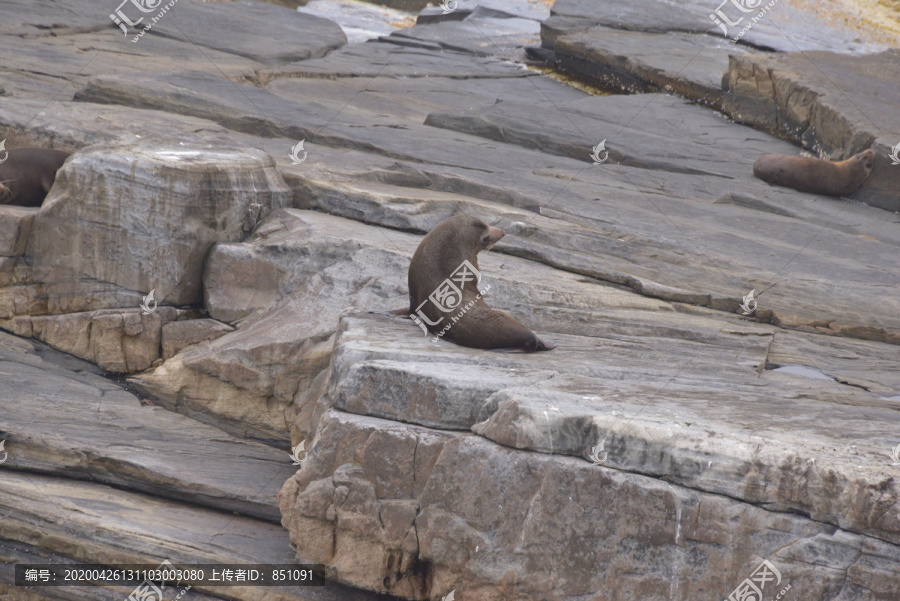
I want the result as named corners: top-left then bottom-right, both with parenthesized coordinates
top-left (279, 310), bottom-right (900, 600)
top-left (1, 0), bottom-right (899, 600)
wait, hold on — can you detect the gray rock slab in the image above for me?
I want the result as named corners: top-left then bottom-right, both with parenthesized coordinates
top-left (116, 0), bottom-right (347, 64)
top-left (133, 208), bottom-right (668, 442)
top-left (546, 0), bottom-right (890, 54)
top-left (0, 30), bottom-right (259, 99)
top-left (0, 0), bottom-right (111, 37)
top-left (257, 40), bottom-right (535, 79)
top-left (281, 406), bottom-right (900, 600)
top-left (21, 139), bottom-right (290, 311)
top-left (0, 330), bottom-right (296, 521)
top-left (724, 49), bottom-right (900, 212)
top-left (552, 27), bottom-right (759, 109)
top-left (384, 7), bottom-right (541, 59)
top-left (0, 98), bottom-right (230, 150)
top-left (284, 134), bottom-right (900, 347)
top-left (311, 311), bottom-right (900, 546)
top-left (0, 471), bottom-right (396, 601)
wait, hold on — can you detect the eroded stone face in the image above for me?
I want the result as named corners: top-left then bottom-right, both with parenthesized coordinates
top-left (24, 140), bottom-right (291, 311)
top-left (282, 408), bottom-right (900, 601)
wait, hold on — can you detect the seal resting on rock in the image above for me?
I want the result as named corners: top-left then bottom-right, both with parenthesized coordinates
top-left (752, 149), bottom-right (874, 197)
top-left (407, 214), bottom-right (556, 352)
top-left (0, 147), bottom-right (72, 207)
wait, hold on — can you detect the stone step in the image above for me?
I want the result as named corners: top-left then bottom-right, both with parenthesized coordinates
top-left (0, 471), bottom-right (396, 601)
top-left (0, 331), bottom-right (296, 522)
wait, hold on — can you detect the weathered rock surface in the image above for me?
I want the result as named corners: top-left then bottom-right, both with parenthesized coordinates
top-left (280, 311), bottom-right (900, 598)
top-left (724, 49), bottom-right (900, 212)
top-left (0, 471), bottom-right (390, 601)
top-left (17, 140), bottom-right (290, 314)
top-left (542, 1), bottom-right (900, 212)
top-left (119, 0), bottom-right (347, 64)
top-left (2, 0), bottom-right (899, 600)
top-left (0, 331), bottom-right (293, 521)
top-left (551, 27), bottom-right (758, 110)
top-left (284, 410), bottom-right (900, 600)
top-left (162, 318), bottom-right (234, 360)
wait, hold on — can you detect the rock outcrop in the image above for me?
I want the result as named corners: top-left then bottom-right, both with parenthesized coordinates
top-left (1, 0), bottom-right (898, 600)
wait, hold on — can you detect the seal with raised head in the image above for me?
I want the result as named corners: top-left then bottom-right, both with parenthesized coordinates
top-left (752, 149), bottom-right (874, 197)
top-left (0, 147), bottom-right (72, 207)
top-left (408, 214), bottom-right (556, 352)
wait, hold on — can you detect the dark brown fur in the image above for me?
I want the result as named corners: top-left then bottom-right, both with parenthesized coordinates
top-left (752, 149), bottom-right (874, 197)
top-left (408, 214), bottom-right (556, 352)
top-left (0, 147), bottom-right (72, 207)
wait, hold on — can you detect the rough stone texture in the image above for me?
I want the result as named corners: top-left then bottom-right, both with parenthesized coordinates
top-left (118, 0), bottom-right (347, 64)
top-left (723, 49), bottom-right (900, 212)
top-left (0, 206), bottom-right (35, 257)
top-left (552, 27), bottom-right (758, 110)
top-left (0, 331), bottom-right (293, 521)
top-left (0, 471), bottom-right (391, 601)
top-left (162, 318), bottom-right (234, 360)
top-left (544, 0), bottom-right (891, 54)
top-left (2, 0), bottom-right (899, 600)
top-left (282, 406), bottom-right (900, 601)
top-left (21, 140), bottom-right (291, 313)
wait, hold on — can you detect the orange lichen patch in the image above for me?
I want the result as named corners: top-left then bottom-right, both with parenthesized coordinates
top-left (858, 234), bottom-right (880, 242)
top-left (785, 0), bottom-right (900, 47)
top-left (389, 15), bottom-right (417, 29)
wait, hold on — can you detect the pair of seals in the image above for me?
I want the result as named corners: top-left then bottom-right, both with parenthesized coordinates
top-left (406, 215), bottom-right (556, 353)
top-left (752, 149), bottom-right (874, 197)
top-left (0, 147), bottom-right (72, 207)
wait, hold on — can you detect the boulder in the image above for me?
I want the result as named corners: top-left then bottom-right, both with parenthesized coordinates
top-left (24, 140), bottom-right (291, 313)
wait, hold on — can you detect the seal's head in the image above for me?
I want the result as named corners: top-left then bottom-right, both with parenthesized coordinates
top-left (853, 149), bottom-right (875, 176)
top-left (448, 215), bottom-right (504, 257)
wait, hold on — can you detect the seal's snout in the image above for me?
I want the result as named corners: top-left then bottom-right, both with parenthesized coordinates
top-left (861, 149), bottom-right (874, 171)
top-left (483, 226), bottom-right (504, 250)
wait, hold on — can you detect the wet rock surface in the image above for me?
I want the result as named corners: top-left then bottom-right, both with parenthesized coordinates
top-left (1, 0), bottom-right (898, 600)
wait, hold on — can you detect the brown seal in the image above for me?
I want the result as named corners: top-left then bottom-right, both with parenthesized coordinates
top-left (752, 149), bottom-right (874, 197)
top-left (407, 214), bottom-right (556, 352)
top-left (0, 147), bottom-right (72, 207)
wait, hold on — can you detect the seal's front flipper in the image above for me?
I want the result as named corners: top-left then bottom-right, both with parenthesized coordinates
top-left (369, 308), bottom-right (410, 318)
top-left (488, 338), bottom-right (557, 353)
top-left (536, 340), bottom-right (557, 351)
